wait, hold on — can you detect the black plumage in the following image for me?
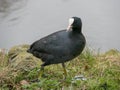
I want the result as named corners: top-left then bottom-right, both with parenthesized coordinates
top-left (27, 17), bottom-right (86, 77)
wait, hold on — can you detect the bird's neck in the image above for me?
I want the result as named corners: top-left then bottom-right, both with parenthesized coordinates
top-left (72, 27), bottom-right (82, 33)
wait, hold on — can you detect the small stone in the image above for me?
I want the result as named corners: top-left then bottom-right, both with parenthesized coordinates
top-left (20, 80), bottom-right (29, 86)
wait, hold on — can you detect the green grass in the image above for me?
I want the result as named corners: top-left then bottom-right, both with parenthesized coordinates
top-left (0, 48), bottom-right (120, 90)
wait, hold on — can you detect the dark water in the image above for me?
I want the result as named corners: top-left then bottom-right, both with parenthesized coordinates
top-left (0, 0), bottom-right (120, 52)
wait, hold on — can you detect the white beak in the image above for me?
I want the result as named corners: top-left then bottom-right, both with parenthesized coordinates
top-left (67, 25), bottom-right (72, 31)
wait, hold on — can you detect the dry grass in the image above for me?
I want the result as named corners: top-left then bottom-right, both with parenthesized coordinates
top-left (0, 49), bottom-right (8, 68)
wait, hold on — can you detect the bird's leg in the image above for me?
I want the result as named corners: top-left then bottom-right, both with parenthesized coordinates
top-left (38, 65), bottom-right (44, 79)
top-left (62, 63), bottom-right (67, 79)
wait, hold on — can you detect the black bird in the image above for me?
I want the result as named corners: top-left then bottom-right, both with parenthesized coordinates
top-left (27, 17), bottom-right (86, 78)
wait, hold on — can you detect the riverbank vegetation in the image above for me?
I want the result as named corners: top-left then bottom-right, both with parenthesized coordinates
top-left (0, 45), bottom-right (120, 90)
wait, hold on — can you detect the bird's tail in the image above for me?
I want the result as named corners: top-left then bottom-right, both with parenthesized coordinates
top-left (27, 49), bottom-right (31, 53)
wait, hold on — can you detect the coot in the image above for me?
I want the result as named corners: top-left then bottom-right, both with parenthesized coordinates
top-left (27, 17), bottom-right (86, 78)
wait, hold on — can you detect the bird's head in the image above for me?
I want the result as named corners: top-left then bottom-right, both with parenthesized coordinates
top-left (67, 17), bottom-right (82, 32)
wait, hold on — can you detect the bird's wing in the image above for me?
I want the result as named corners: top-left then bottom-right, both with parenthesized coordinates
top-left (30, 33), bottom-right (68, 56)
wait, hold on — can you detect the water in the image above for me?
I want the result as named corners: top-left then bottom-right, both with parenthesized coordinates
top-left (0, 0), bottom-right (120, 52)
